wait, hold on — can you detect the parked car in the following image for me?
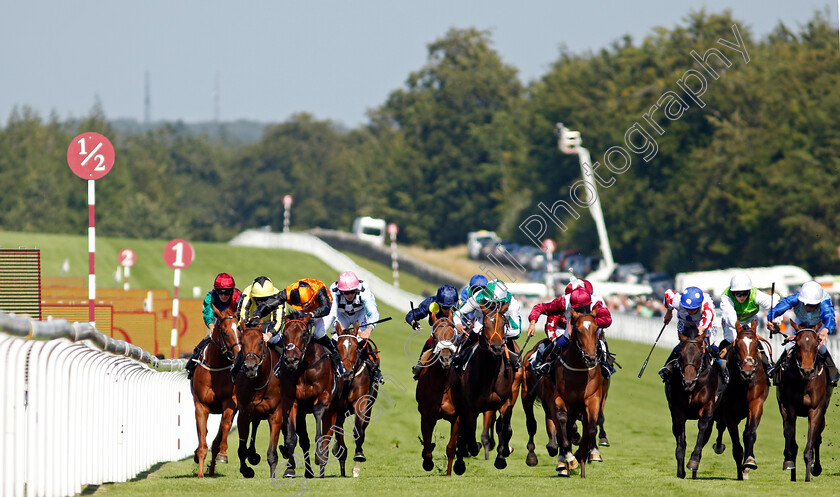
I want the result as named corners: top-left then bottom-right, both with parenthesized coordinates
top-left (610, 262), bottom-right (647, 284)
top-left (467, 230), bottom-right (499, 259)
top-left (643, 272), bottom-right (674, 298)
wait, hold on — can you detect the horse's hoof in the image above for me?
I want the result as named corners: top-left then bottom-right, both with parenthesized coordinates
top-left (546, 444), bottom-right (558, 457)
top-left (713, 442), bottom-right (725, 455)
top-left (526, 452), bottom-right (538, 467)
top-left (743, 456), bottom-right (757, 470)
top-left (812, 463), bottom-right (822, 477)
top-left (589, 449), bottom-right (602, 462)
top-left (741, 470), bottom-right (750, 480)
top-left (305, 468), bottom-right (315, 479)
top-left (422, 458), bottom-right (434, 471)
top-left (598, 437), bottom-right (610, 447)
top-left (687, 459), bottom-right (699, 471)
top-left (248, 453), bottom-right (261, 465)
top-left (556, 462), bottom-right (569, 477)
top-left (783, 460), bottom-right (795, 471)
top-left (284, 467), bottom-right (295, 478)
top-left (494, 457), bottom-right (507, 470)
top-left (241, 466), bottom-right (255, 479)
top-left (454, 459), bottom-right (466, 475)
top-left (692, 470), bottom-right (697, 480)
top-left (353, 462), bottom-right (361, 478)
top-left (470, 442), bottom-right (481, 457)
top-left (566, 456), bottom-right (579, 470)
top-left (354, 451), bottom-right (366, 462)
top-left (215, 454), bottom-right (228, 464)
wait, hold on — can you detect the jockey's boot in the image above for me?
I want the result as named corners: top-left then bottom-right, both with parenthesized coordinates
top-left (658, 344), bottom-right (681, 382)
top-left (266, 333), bottom-right (285, 378)
top-left (529, 340), bottom-right (555, 377)
top-left (717, 339), bottom-right (731, 359)
top-left (230, 353), bottom-right (244, 382)
top-left (363, 342), bottom-right (385, 384)
top-left (820, 350), bottom-right (840, 387)
top-left (453, 332), bottom-right (479, 373)
top-left (506, 338), bottom-right (521, 371)
top-left (760, 347), bottom-right (773, 386)
top-left (597, 339), bottom-right (615, 378)
top-left (185, 335), bottom-right (211, 379)
top-left (716, 358), bottom-right (729, 385)
top-left (315, 335), bottom-right (347, 376)
top-left (412, 340), bottom-right (433, 380)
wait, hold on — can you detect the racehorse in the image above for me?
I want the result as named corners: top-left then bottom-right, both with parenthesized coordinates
top-left (551, 310), bottom-right (605, 477)
top-left (664, 322), bottom-right (720, 479)
top-left (190, 306), bottom-right (241, 477)
top-left (277, 316), bottom-right (338, 478)
top-left (712, 320), bottom-right (769, 480)
top-left (776, 322), bottom-right (834, 482)
top-left (450, 301), bottom-right (518, 474)
top-left (331, 322), bottom-right (379, 477)
top-left (415, 312), bottom-right (460, 475)
top-left (234, 322), bottom-right (285, 479)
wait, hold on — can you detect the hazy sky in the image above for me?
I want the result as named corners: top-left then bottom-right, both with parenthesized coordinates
top-left (1, 1), bottom-right (836, 128)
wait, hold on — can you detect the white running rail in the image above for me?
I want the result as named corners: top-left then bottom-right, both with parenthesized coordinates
top-left (0, 310), bottom-right (220, 497)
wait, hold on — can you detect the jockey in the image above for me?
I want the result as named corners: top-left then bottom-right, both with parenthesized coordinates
top-left (406, 284), bottom-right (461, 379)
top-left (249, 278), bottom-right (345, 377)
top-left (329, 270), bottom-right (384, 384)
top-left (186, 272), bottom-right (242, 379)
top-left (453, 279), bottom-right (523, 372)
top-left (658, 286), bottom-right (727, 384)
top-left (767, 280), bottom-right (839, 386)
top-left (719, 272), bottom-right (773, 383)
top-left (231, 276), bottom-right (282, 379)
top-left (527, 286), bottom-right (613, 377)
top-left (459, 274), bottom-right (489, 326)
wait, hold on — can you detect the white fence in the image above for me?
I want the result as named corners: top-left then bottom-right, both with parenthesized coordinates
top-left (608, 312), bottom-right (840, 361)
top-left (0, 311), bottom-right (219, 497)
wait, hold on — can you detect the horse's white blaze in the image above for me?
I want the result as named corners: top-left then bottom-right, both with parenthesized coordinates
top-left (583, 320), bottom-right (592, 331)
top-left (342, 340), bottom-right (351, 353)
top-left (742, 336), bottom-right (753, 349)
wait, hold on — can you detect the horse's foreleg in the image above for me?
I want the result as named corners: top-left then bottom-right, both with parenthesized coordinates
top-left (598, 376), bottom-right (610, 446)
top-left (687, 406), bottom-right (715, 478)
top-left (812, 412), bottom-right (825, 477)
top-left (295, 410), bottom-right (313, 479)
top-left (267, 408), bottom-right (284, 479)
top-left (313, 403), bottom-right (331, 477)
top-left (493, 405), bottom-right (514, 470)
top-left (726, 419), bottom-right (744, 480)
top-left (283, 402), bottom-right (300, 478)
top-left (193, 401), bottom-right (210, 478)
top-left (671, 411), bottom-right (687, 479)
top-left (247, 419), bottom-right (261, 465)
top-left (420, 413), bottom-right (438, 472)
top-left (523, 387), bottom-right (539, 466)
top-left (481, 411), bottom-right (496, 460)
top-left (209, 401), bottom-right (236, 475)
top-left (742, 399), bottom-right (765, 472)
top-left (447, 417), bottom-right (460, 476)
top-left (712, 417), bottom-right (726, 455)
top-left (804, 408), bottom-right (822, 482)
top-left (779, 402), bottom-right (797, 480)
top-left (333, 412), bottom-right (347, 478)
top-left (237, 414), bottom-right (255, 478)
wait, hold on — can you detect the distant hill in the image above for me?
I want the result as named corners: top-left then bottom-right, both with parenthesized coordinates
top-left (110, 118), bottom-right (270, 146)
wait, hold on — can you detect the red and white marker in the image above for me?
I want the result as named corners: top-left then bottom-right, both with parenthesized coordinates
top-left (118, 248), bottom-right (136, 290)
top-left (387, 223), bottom-right (399, 289)
top-left (67, 132), bottom-right (115, 326)
top-left (283, 195), bottom-right (293, 233)
top-left (164, 239), bottom-right (195, 358)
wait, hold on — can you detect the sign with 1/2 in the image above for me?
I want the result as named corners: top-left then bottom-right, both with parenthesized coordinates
top-left (163, 239), bottom-right (195, 269)
top-left (67, 132), bottom-right (115, 180)
top-left (118, 248), bottom-right (136, 267)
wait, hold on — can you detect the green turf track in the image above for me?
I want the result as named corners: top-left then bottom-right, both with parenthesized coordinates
top-left (2, 232), bottom-right (838, 496)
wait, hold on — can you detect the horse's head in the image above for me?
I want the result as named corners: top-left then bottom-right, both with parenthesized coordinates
top-left (678, 322), bottom-right (707, 392)
top-left (733, 320), bottom-right (759, 381)
top-left (430, 313), bottom-right (458, 369)
top-left (239, 324), bottom-right (267, 379)
top-left (480, 301), bottom-right (508, 358)
top-left (791, 321), bottom-right (822, 380)
top-left (569, 309), bottom-right (599, 369)
top-left (282, 315), bottom-right (312, 372)
top-left (335, 321), bottom-right (360, 381)
top-left (211, 306), bottom-right (242, 362)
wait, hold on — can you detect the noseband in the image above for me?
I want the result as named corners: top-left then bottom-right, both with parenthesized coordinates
top-left (211, 315), bottom-right (242, 362)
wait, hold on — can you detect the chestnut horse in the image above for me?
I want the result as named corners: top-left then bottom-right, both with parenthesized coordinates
top-left (278, 317), bottom-right (337, 478)
top-left (664, 322), bottom-right (720, 479)
top-left (190, 306), bottom-right (241, 477)
top-left (450, 301), bottom-right (518, 475)
top-left (712, 320), bottom-right (769, 480)
top-left (331, 322), bottom-right (379, 477)
top-left (235, 322), bottom-right (285, 479)
top-left (415, 312), bottom-right (460, 475)
top-left (776, 323), bottom-right (833, 482)
top-left (551, 310), bottom-right (605, 477)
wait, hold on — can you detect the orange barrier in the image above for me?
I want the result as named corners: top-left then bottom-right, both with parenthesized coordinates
top-left (42, 304), bottom-right (114, 336)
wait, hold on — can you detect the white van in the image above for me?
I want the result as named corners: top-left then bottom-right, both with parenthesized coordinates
top-left (467, 230), bottom-right (499, 259)
top-left (352, 217), bottom-right (387, 245)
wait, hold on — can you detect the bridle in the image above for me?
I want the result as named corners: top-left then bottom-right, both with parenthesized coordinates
top-left (282, 319), bottom-right (311, 366)
top-left (210, 314), bottom-right (242, 363)
top-left (569, 313), bottom-right (599, 370)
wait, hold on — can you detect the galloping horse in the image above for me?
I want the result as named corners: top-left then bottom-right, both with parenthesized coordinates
top-left (332, 322), bottom-right (379, 477)
top-left (450, 301), bottom-right (518, 474)
top-left (415, 312), bottom-right (460, 475)
top-left (278, 316), bottom-right (337, 478)
top-left (664, 322), bottom-right (720, 479)
top-left (776, 322), bottom-right (834, 481)
top-left (190, 306), bottom-right (241, 477)
top-left (551, 310), bottom-right (605, 477)
top-left (234, 322), bottom-right (285, 479)
top-left (712, 320), bottom-right (769, 480)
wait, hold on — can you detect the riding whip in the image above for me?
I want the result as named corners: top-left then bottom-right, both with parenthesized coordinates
top-left (638, 322), bottom-right (668, 378)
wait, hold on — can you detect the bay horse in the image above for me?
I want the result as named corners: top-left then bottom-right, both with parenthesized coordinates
top-left (331, 322), bottom-right (379, 477)
top-left (234, 322), bottom-right (286, 479)
top-left (190, 306), bottom-right (241, 477)
top-left (551, 310), bottom-right (605, 477)
top-left (664, 322), bottom-right (720, 479)
top-left (278, 316), bottom-right (337, 478)
top-left (450, 301), bottom-right (518, 475)
top-left (776, 322), bottom-right (833, 482)
top-left (415, 312), bottom-right (460, 475)
top-left (712, 319), bottom-right (769, 480)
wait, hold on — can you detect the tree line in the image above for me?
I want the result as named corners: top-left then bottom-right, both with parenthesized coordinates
top-left (1, 10), bottom-right (838, 276)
